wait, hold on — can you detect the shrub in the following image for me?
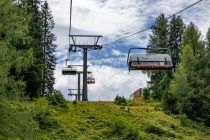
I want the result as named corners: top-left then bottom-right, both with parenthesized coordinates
top-left (123, 129), bottom-right (141, 140)
top-left (163, 94), bottom-right (182, 114)
top-left (34, 111), bottom-right (59, 129)
top-left (178, 114), bottom-right (194, 127)
top-left (109, 120), bottom-right (141, 140)
top-left (73, 100), bottom-right (77, 105)
top-left (142, 88), bottom-right (150, 100)
top-left (47, 90), bottom-right (67, 109)
top-left (144, 124), bottom-right (165, 136)
top-left (182, 94), bottom-right (210, 125)
top-left (114, 95), bottom-right (127, 105)
top-left (110, 120), bottom-right (125, 136)
top-left (0, 97), bottom-right (42, 139)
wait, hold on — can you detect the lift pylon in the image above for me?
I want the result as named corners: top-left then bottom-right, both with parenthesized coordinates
top-left (69, 35), bottom-right (102, 101)
top-left (68, 89), bottom-right (82, 101)
top-left (67, 0), bottom-right (102, 101)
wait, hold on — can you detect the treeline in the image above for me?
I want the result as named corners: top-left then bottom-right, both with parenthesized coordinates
top-left (143, 13), bottom-right (210, 126)
top-left (0, 0), bottom-right (67, 139)
top-left (0, 0), bottom-right (57, 100)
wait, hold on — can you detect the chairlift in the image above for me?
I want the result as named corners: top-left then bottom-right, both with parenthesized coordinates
top-left (87, 74), bottom-right (95, 84)
top-left (127, 47), bottom-right (173, 71)
top-left (62, 66), bottom-right (77, 75)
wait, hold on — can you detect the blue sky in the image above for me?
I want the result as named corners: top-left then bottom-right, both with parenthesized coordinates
top-left (48, 0), bottom-right (210, 101)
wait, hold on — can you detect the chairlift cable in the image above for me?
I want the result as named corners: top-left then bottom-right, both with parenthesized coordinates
top-left (102, 0), bottom-right (203, 46)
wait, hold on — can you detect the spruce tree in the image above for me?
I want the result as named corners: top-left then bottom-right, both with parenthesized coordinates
top-left (148, 13), bottom-right (169, 100)
top-left (165, 45), bottom-right (196, 113)
top-left (199, 27), bottom-right (210, 94)
top-left (168, 15), bottom-right (185, 67)
top-left (22, 0), bottom-right (44, 99)
top-left (182, 22), bottom-right (204, 58)
top-left (149, 13), bottom-right (168, 48)
top-left (207, 28), bottom-right (210, 48)
top-left (0, 0), bottom-right (33, 99)
top-left (41, 1), bottom-right (57, 95)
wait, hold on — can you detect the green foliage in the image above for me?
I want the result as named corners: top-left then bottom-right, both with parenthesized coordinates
top-left (148, 14), bottom-right (185, 101)
top-left (149, 13), bottom-right (168, 48)
top-left (183, 94), bottom-right (210, 122)
top-left (108, 120), bottom-right (141, 140)
top-left (168, 15), bottom-right (185, 66)
top-left (0, 0), bottom-right (31, 46)
top-left (114, 95), bottom-right (127, 105)
top-left (144, 124), bottom-right (165, 136)
top-left (0, 96), bottom-right (44, 139)
top-left (148, 13), bottom-right (171, 100)
top-left (41, 0), bottom-right (57, 94)
top-left (207, 27), bottom-right (210, 48)
top-left (182, 22), bottom-right (205, 58)
top-left (142, 87), bottom-right (150, 100)
top-left (2, 99), bottom-right (209, 139)
top-left (164, 45), bottom-right (195, 114)
top-left (73, 100), bottom-right (78, 105)
top-left (47, 90), bottom-right (68, 109)
top-left (0, 0), bottom-right (34, 100)
top-left (22, 0), bottom-right (45, 98)
top-left (164, 44), bottom-right (210, 126)
top-left (163, 94), bottom-right (182, 114)
top-left (34, 111), bottom-right (59, 129)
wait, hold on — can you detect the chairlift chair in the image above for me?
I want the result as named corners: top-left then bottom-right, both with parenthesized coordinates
top-left (62, 66), bottom-right (77, 75)
top-left (87, 74), bottom-right (95, 84)
top-left (127, 47), bottom-right (173, 71)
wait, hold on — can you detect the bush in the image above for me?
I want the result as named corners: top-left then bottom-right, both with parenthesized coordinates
top-left (108, 120), bottom-right (141, 140)
top-left (144, 124), bottom-right (165, 136)
top-left (182, 94), bottom-right (210, 125)
top-left (123, 129), bottom-right (141, 140)
top-left (177, 114), bottom-right (194, 127)
top-left (142, 88), bottom-right (150, 100)
top-left (114, 95), bottom-right (127, 105)
top-left (72, 100), bottom-right (77, 105)
top-left (110, 120), bottom-right (125, 136)
top-left (47, 90), bottom-right (67, 109)
top-left (34, 111), bottom-right (59, 129)
top-left (0, 97), bottom-right (42, 139)
top-left (164, 93), bottom-right (210, 126)
top-left (163, 94), bottom-right (182, 114)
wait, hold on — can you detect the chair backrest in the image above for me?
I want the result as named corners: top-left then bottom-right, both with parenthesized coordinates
top-left (127, 47), bottom-right (174, 71)
top-left (62, 67), bottom-right (77, 75)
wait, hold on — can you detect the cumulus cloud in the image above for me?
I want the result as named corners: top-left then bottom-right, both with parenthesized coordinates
top-left (111, 49), bottom-right (122, 56)
top-left (48, 0), bottom-right (210, 100)
top-left (55, 63), bottom-right (149, 101)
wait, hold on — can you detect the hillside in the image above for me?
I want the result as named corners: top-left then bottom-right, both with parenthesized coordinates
top-left (1, 98), bottom-right (209, 140)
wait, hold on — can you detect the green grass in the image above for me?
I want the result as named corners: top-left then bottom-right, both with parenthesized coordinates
top-left (1, 99), bottom-right (209, 140)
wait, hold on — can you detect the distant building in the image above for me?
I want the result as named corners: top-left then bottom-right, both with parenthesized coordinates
top-left (130, 88), bottom-right (142, 100)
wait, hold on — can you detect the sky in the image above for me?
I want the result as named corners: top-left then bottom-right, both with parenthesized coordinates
top-left (48, 0), bottom-right (210, 101)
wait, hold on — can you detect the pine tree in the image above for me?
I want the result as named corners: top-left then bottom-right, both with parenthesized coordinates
top-left (21, 0), bottom-right (44, 99)
top-left (149, 13), bottom-right (168, 48)
top-left (168, 15), bottom-right (185, 67)
top-left (207, 28), bottom-right (210, 48)
top-left (148, 13), bottom-right (169, 100)
top-left (0, 0), bottom-right (33, 99)
top-left (164, 45), bottom-right (196, 114)
top-left (41, 1), bottom-right (57, 95)
top-left (199, 27), bottom-right (210, 94)
top-left (182, 22), bottom-right (204, 58)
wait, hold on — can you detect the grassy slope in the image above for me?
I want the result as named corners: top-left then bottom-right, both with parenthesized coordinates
top-left (1, 99), bottom-right (209, 140)
top-left (47, 100), bottom-right (209, 140)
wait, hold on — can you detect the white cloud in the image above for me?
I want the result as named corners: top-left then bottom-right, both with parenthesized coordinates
top-left (111, 49), bottom-right (121, 56)
top-left (55, 63), bottom-right (149, 101)
top-left (48, 0), bottom-right (210, 101)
